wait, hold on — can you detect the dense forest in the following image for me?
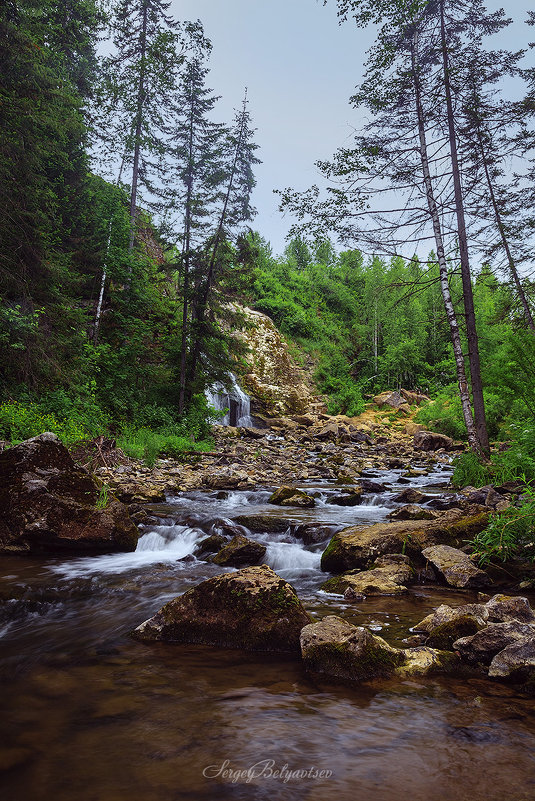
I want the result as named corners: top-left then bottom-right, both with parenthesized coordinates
top-left (6, 4), bottom-right (535, 792)
top-left (1, 0), bottom-right (535, 477)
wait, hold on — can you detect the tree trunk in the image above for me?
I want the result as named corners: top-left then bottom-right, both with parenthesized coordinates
top-left (185, 97), bottom-right (248, 401)
top-left (128, 2), bottom-right (148, 258)
top-left (178, 89), bottom-right (196, 414)
top-left (472, 107), bottom-right (535, 331)
top-left (411, 33), bottom-right (481, 454)
top-left (93, 148), bottom-right (130, 344)
top-left (440, 0), bottom-right (489, 455)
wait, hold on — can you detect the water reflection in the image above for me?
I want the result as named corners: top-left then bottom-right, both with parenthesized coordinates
top-left (2, 464), bottom-right (535, 800)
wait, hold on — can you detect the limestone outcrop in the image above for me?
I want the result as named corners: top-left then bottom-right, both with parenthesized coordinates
top-left (233, 306), bottom-right (317, 416)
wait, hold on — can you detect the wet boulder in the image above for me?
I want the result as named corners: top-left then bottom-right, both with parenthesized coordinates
top-left (391, 488), bottom-right (427, 504)
top-left (414, 603), bottom-right (488, 650)
top-left (211, 534), bottom-right (267, 567)
top-left (205, 518), bottom-right (251, 539)
top-left (396, 646), bottom-right (459, 678)
top-left (387, 504), bottom-right (438, 521)
top-left (194, 534), bottom-right (228, 557)
top-left (320, 509), bottom-right (490, 574)
top-left (488, 637), bottom-right (535, 681)
top-left (268, 486), bottom-right (315, 508)
top-left (0, 433), bottom-right (138, 554)
top-left (290, 522), bottom-right (342, 545)
top-left (414, 602), bottom-right (489, 634)
top-left (427, 495), bottom-right (462, 511)
top-left (300, 615), bottom-right (405, 682)
top-left (133, 565), bottom-right (312, 654)
top-left (421, 544), bottom-right (491, 589)
top-left (321, 524), bottom-right (407, 573)
top-left (326, 487), bottom-right (363, 506)
top-left (485, 594), bottom-right (535, 624)
top-left (360, 479), bottom-right (388, 493)
top-left (233, 514), bottom-right (294, 533)
top-left (454, 622), bottom-right (535, 665)
top-left (322, 554), bottom-right (414, 597)
top-left (413, 431), bottom-right (454, 452)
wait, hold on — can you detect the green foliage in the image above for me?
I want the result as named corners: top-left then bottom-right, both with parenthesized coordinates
top-left (117, 427), bottom-right (212, 468)
top-left (471, 484), bottom-right (535, 566)
top-left (0, 400), bottom-right (100, 446)
top-left (452, 427), bottom-right (535, 488)
top-left (451, 451), bottom-right (490, 488)
top-left (415, 388), bottom-right (466, 440)
top-left (244, 238), bottom-right (458, 415)
top-left (96, 483), bottom-right (110, 509)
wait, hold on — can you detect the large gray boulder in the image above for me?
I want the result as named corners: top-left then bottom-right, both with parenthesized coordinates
top-left (413, 430), bottom-right (454, 451)
top-left (488, 637), bottom-right (535, 681)
top-left (133, 565), bottom-right (312, 654)
top-left (421, 544), bottom-right (491, 589)
top-left (320, 509), bottom-right (489, 573)
top-left (454, 622), bottom-right (535, 665)
top-left (413, 602), bottom-right (489, 650)
top-left (485, 594), bottom-right (535, 624)
top-left (0, 433), bottom-right (138, 554)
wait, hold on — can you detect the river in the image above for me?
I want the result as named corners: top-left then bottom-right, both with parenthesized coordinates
top-left (1, 463), bottom-right (535, 801)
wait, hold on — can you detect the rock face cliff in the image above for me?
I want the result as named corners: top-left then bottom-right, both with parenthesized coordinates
top-left (233, 306), bottom-right (318, 417)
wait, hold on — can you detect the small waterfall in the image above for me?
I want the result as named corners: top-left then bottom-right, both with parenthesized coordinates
top-left (205, 373), bottom-right (254, 427)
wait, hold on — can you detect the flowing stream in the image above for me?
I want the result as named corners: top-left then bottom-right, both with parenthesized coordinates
top-left (2, 463), bottom-right (535, 801)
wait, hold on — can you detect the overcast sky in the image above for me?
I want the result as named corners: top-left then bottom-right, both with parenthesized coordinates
top-left (172, 0), bottom-right (533, 257)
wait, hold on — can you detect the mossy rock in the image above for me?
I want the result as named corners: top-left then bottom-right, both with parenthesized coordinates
top-left (268, 486), bottom-right (315, 508)
top-left (300, 615), bottom-right (405, 682)
top-left (211, 534), bottom-right (266, 567)
top-left (320, 509), bottom-right (490, 574)
top-left (426, 615), bottom-right (485, 650)
top-left (133, 565), bottom-right (312, 654)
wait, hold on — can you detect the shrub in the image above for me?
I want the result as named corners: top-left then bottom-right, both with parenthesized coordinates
top-left (0, 400), bottom-right (92, 445)
top-left (452, 426), bottom-right (535, 489)
top-left (451, 452), bottom-right (491, 488)
top-left (471, 483), bottom-right (535, 565)
top-left (414, 388), bottom-right (466, 440)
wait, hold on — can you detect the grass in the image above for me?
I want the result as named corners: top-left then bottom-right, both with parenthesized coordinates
top-left (96, 483), bottom-right (110, 509)
top-left (116, 427), bottom-right (213, 467)
top-left (0, 399), bottom-right (215, 467)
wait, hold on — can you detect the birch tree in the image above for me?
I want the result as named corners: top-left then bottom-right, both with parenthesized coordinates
top-left (279, 0), bottom-right (528, 454)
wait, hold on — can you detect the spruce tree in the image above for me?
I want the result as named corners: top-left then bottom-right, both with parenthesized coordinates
top-left (185, 92), bottom-right (260, 402)
top-left (162, 54), bottom-right (228, 412)
top-left (280, 0), bottom-right (529, 454)
top-left (97, 1), bottom-right (206, 252)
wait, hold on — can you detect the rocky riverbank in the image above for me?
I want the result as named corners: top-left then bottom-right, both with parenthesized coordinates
top-left (93, 411), bottom-right (459, 504)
